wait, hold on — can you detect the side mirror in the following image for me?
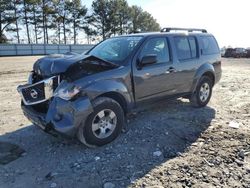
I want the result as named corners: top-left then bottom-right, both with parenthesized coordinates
top-left (140, 55), bottom-right (157, 67)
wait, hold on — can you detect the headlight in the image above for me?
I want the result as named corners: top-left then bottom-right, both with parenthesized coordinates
top-left (54, 84), bottom-right (81, 101)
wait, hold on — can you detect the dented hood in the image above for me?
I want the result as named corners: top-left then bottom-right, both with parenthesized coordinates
top-left (33, 52), bottom-right (88, 77)
top-left (33, 52), bottom-right (117, 78)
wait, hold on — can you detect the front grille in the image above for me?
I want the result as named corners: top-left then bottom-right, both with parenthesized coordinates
top-left (18, 75), bottom-right (60, 105)
top-left (22, 82), bottom-right (45, 104)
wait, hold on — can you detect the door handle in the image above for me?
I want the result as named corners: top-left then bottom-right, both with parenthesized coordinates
top-left (166, 67), bottom-right (176, 74)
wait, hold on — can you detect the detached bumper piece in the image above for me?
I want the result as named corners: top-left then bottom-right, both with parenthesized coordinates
top-left (21, 96), bottom-right (93, 137)
top-left (22, 103), bottom-right (48, 130)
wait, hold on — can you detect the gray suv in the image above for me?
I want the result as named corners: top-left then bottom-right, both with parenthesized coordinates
top-left (17, 28), bottom-right (222, 147)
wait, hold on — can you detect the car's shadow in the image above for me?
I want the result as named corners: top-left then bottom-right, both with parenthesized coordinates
top-left (0, 99), bottom-right (215, 188)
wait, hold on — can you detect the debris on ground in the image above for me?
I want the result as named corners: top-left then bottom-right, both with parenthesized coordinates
top-left (153, 151), bottom-right (162, 157)
top-left (0, 142), bottom-right (25, 165)
top-left (228, 121), bottom-right (240, 129)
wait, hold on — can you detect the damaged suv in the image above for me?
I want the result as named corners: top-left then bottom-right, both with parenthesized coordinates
top-left (17, 28), bottom-right (221, 147)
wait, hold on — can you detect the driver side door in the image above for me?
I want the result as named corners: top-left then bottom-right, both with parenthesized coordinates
top-left (133, 37), bottom-right (177, 102)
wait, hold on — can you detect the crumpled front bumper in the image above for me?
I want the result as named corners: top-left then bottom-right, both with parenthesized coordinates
top-left (21, 96), bottom-right (93, 137)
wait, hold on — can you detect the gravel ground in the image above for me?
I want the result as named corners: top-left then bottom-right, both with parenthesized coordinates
top-left (0, 56), bottom-right (249, 188)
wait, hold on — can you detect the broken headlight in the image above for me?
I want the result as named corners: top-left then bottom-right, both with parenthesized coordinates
top-left (54, 81), bottom-right (81, 101)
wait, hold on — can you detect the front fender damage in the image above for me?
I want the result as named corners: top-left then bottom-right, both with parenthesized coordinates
top-left (43, 96), bottom-right (93, 137)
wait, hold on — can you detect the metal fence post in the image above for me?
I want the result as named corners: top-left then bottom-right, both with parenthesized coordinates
top-left (31, 44), bottom-right (33, 55)
top-left (15, 44), bottom-right (17, 56)
top-left (43, 44), bottom-right (46, 55)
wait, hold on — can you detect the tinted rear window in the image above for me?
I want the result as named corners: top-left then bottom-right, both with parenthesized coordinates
top-left (189, 37), bottom-right (197, 58)
top-left (200, 36), bottom-right (219, 55)
top-left (174, 36), bottom-right (198, 61)
top-left (174, 37), bottom-right (191, 60)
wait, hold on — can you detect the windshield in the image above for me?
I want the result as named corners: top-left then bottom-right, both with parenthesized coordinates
top-left (88, 36), bottom-right (143, 64)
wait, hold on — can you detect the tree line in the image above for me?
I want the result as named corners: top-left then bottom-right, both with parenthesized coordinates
top-left (0, 0), bottom-right (161, 44)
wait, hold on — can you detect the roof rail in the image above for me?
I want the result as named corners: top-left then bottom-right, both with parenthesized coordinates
top-left (161, 27), bottom-right (207, 33)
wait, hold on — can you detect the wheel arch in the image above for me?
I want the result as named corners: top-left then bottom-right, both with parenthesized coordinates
top-left (97, 91), bottom-right (128, 114)
top-left (83, 79), bottom-right (134, 114)
top-left (202, 71), bottom-right (215, 86)
top-left (191, 63), bottom-right (215, 93)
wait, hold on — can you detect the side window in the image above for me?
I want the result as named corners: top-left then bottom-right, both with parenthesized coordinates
top-left (140, 38), bottom-right (170, 64)
top-left (189, 37), bottom-right (197, 58)
top-left (200, 36), bottom-right (219, 55)
top-left (174, 37), bottom-right (191, 60)
top-left (174, 36), bottom-right (198, 61)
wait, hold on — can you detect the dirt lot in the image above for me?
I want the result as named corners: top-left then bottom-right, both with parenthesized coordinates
top-left (0, 56), bottom-right (249, 188)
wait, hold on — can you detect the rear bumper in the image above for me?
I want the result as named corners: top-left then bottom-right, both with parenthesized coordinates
top-left (21, 96), bottom-right (93, 137)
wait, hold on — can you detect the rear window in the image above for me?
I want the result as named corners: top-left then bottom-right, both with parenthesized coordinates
top-left (189, 37), bottom-right (197, 58)
top-left (174, 36), bottom-right (198, 61)
top-left (200, 36), bottom-right (219, 55)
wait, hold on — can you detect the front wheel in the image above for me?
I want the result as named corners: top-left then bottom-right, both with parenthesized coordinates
top-left (77, 97), bottom-right (124, 147)
top-left (190, 76), bottom-right (213, 107)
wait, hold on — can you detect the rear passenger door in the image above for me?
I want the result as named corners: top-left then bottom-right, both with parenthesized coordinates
top-left (172, 36), bottom-right (199, 92)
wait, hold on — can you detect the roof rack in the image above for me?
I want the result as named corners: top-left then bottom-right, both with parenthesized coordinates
top-left (161, 27), bottom-right (207, 33)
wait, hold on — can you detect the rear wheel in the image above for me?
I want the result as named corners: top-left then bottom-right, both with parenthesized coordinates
top-left (190, 76), bottom-right (213, 107)
top-left (77, 97), bottom-right (124, 147)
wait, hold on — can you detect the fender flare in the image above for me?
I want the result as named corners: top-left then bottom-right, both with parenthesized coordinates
top-left (191, 63), bottom-right (215, 93)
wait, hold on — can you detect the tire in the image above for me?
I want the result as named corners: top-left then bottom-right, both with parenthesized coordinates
top-left (190, 76), bottom-right (213, 108)
top-left (77, 97), bottom-right (124, 147)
